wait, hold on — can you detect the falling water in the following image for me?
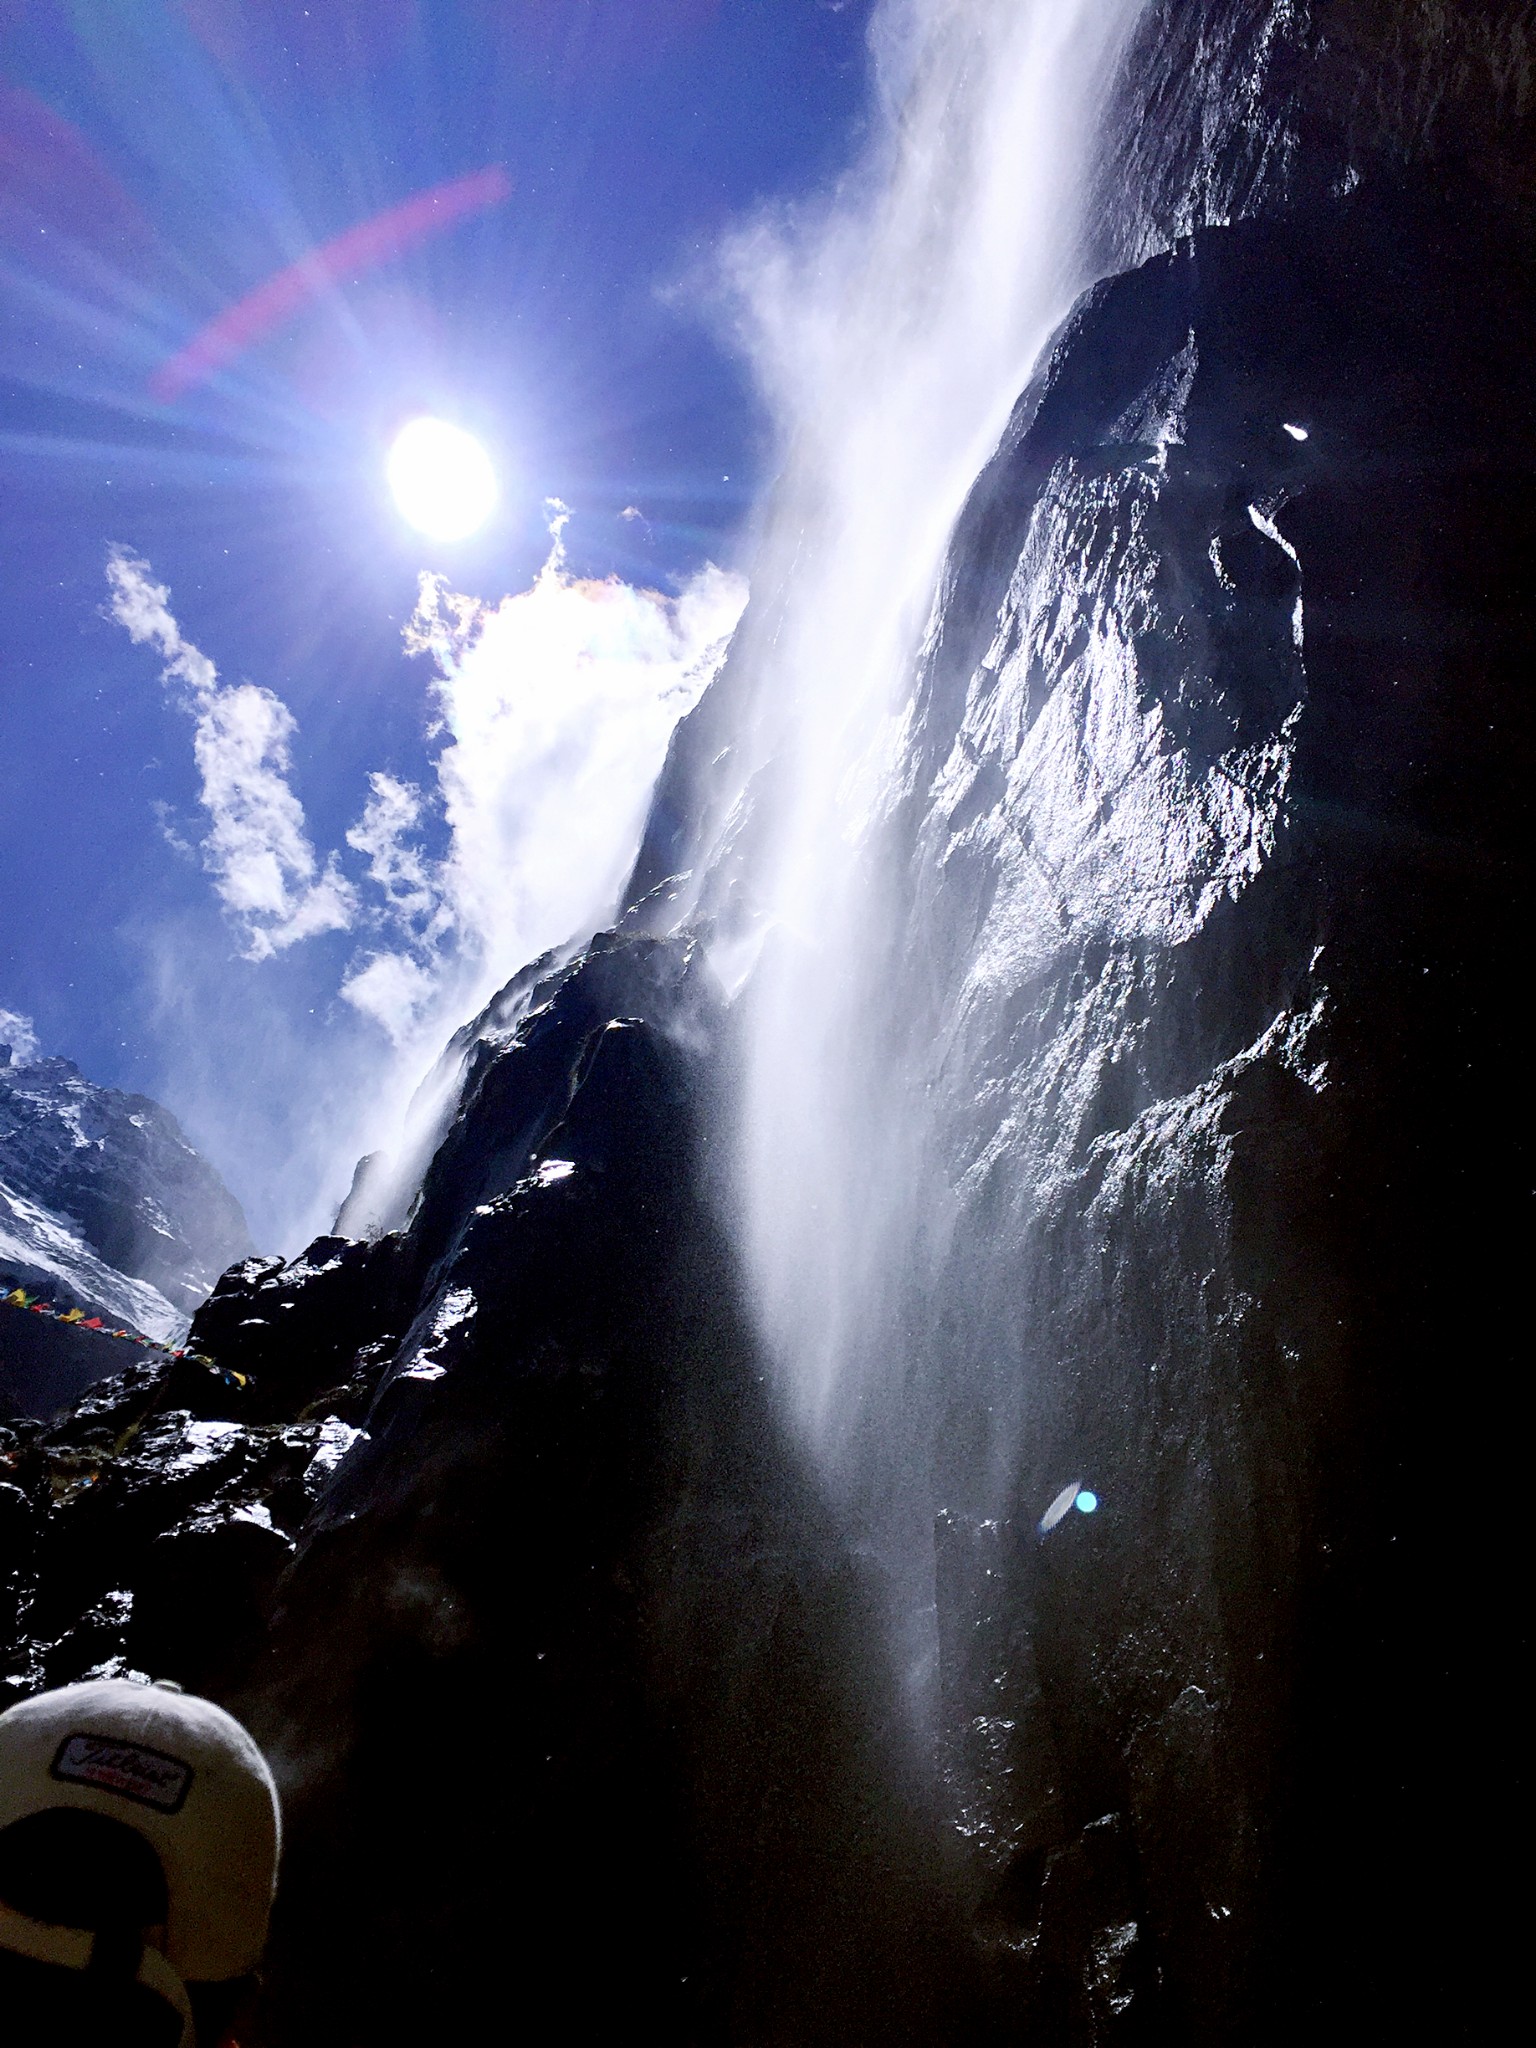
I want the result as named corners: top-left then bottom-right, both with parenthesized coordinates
top-left (712, 0), bottom-right (1145, 1458)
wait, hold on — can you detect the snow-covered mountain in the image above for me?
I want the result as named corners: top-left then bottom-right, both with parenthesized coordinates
top-left (0, 1042), bottom-right (251, 1341)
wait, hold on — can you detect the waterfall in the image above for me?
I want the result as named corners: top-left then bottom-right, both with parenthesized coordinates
top-left (712, 0), bottom-right (1145, 1457)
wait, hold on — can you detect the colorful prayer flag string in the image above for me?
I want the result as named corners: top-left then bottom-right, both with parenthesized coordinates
top-left (1, 1284), bottom-right (241, 1384)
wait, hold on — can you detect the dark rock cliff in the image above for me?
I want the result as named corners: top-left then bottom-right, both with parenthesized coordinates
top-left (4, 8), bottom-right (1531, 2043)
top-left (839, 160), bottom-right (1531, 2042)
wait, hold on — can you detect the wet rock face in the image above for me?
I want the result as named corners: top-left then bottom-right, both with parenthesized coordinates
top-left (581, 161), bottom-right (1530, 2040)
top-left (851, 167), bottom-right (1531, 2042)
top-left (5, 114), bottom-right (1531, 2048)
top-left (1099, 0), bottom-right (1536, 268)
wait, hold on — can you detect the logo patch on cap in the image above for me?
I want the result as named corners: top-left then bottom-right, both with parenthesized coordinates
top-left (50, 1733), bottom-right (193, 1814)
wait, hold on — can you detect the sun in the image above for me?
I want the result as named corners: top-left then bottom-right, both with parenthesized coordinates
top-left (387, 417), bottom-right (498, 542)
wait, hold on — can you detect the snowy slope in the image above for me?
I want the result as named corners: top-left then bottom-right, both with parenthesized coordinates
top-left (0, 1046), bottom-right (251, 1333)
top-left (0, 1176), bottom-right (187, 1342)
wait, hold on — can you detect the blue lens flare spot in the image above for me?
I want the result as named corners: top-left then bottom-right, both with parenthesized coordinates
top-left (1075, 1490), bottom-right (1098, 1514)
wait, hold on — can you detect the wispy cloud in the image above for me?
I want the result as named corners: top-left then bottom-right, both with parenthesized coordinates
top-left (345, 772), bottom-right (442, 934)
top-left (106, 549), bottom-right (355, 961)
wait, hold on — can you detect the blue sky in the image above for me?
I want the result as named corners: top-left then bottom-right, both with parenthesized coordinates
top-left (1, 0), bottom-right (876, 1242)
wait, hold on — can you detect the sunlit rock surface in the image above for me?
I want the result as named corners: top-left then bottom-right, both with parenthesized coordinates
top-left (5, 10), bottom-right (1532, 2043)
top-left (835, 164), bottom-right (1530, 2041)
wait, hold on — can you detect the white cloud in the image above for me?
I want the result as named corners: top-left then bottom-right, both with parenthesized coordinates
top-left (106, 548), bottom-right (355, 961)
top-left (394, 505), bottom-right (747, 1022)
top-left (0, 1008), bottom-right (40, 1064)
top-left (104, 550), bottom-right (218, 697)
top-left (345, 772), bottom-right (442, 936)
top-left (337, 949), bottom-right (441, 1039)
top-left (336, 776), bottom-right (449, 1045)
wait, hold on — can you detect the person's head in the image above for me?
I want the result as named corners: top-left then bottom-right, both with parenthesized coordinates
top-left (0, 1677), bottom-right (280, 2047)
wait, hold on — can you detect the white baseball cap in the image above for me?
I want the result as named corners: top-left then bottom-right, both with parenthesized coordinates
top-left (0, 1678), bottom-right (280, 1982)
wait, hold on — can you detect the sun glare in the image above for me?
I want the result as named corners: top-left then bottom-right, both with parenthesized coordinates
top-left (388, 417), bottom-right (498, 541)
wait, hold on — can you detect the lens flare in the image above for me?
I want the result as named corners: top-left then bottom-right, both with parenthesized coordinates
top-left (388, 418), bottom-right (498, 542)
top-left (1039, 1479), bottom-right (1083, 1534)
top-left (1075, 1490), bottom-right (1098, 1514)
top-left (149, 167), bottom-right (513, 402)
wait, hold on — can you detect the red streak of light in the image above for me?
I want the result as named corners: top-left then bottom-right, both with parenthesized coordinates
top-left (149, 166), bottom-right (512, 402)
